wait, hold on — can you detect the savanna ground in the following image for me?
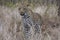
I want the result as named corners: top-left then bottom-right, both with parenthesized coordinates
top-left (0, 0), bottom-right (60, 40)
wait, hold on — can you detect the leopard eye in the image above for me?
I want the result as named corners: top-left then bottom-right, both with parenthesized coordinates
top-left (27, 4), bottom-right (29, 7)
top-left (23, 8), bottom-right (26, 10)
top-left (18, 8), bottom-right (21, 10)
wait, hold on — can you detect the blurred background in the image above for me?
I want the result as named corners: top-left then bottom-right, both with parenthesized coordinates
top-left (0, 0), bottom-right (60, 40)
top-left (0, 0), bottom-right (59, 6)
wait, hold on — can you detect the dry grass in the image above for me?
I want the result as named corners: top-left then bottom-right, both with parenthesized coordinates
top-left (0, 4), bottom-right (60, 40)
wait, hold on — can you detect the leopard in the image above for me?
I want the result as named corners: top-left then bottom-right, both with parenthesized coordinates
top-left (18, 3), bottom-right (42, 40)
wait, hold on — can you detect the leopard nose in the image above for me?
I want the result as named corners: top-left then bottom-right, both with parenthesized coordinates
top-left (20, 12), bottom-right (25, 16)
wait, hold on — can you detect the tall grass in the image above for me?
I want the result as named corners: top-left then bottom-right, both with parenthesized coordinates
top-left (0, 0), bottom-right (60, 40)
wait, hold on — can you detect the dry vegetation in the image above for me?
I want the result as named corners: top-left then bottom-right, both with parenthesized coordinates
top-left (0, 1), bottom-right (60, 40)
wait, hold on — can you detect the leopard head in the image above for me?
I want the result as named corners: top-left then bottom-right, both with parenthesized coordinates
top-left (18, 3), bottom-right (30, 16)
